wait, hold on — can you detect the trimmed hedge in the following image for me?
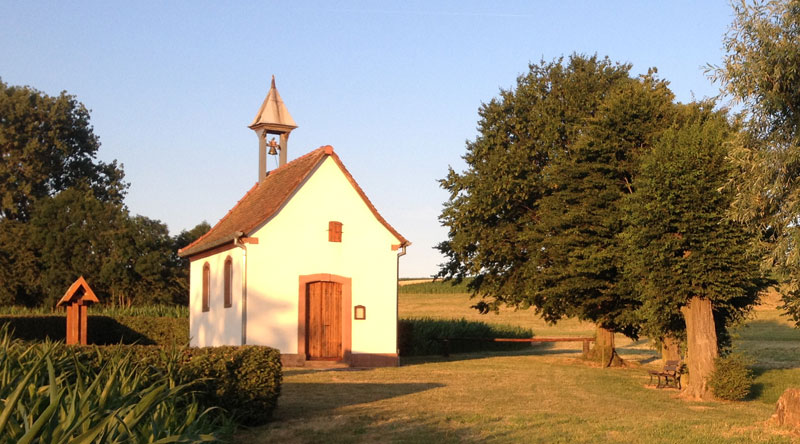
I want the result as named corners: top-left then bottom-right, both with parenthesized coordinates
top-left (79, 344), bottom-right (283, 425)
top-left (398, 317), bottom-right (533, 356)
top-left (181, 346), bottom-right (283, 426)
top-left (0, 315), bottom-right (189, 345)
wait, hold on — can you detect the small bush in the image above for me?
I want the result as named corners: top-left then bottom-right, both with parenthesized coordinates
top-left (181, 346), bottom-right (283, 426)
top-left (398, 317), bottom-right (532, 356)
top-left (709, 353), bottom-right (754, 401)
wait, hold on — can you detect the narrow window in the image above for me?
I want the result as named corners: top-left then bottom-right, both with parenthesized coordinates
top-left (202, 262), bottom-right (210, 312)
top-left (224, 256), bottom-right (233, 308)
top-left (329, 221), bottom-right (342, 242)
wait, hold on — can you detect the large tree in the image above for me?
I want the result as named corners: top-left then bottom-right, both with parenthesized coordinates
top-left (0, 79), bottom-right (202, 307)
top-left (712, 0), bottom-right (800, 323)
top-left (0, 79), bottom-right (126, 221)
top-left (623, 104), bottom-right (767, 400)
top-left (437, 54), bottom-right (674, 363)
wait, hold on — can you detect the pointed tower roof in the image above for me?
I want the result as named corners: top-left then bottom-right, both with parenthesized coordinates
top-left (249, 76), bottom-right (298, 132)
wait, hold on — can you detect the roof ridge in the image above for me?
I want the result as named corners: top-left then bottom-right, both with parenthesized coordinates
top-left (179, 144), bottom-right (408, 258)
top-left (240, 147), bottom-right (330, 234)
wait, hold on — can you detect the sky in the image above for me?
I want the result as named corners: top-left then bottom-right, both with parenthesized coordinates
top-left (1, 1), bottom-right (736, 277)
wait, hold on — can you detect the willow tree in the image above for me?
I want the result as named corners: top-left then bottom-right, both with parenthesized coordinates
top-left (437, 54), bottom-right (674, 364)
top-left (713, 0), bottom-right (800, 323)
top-left (623, 104), bottom-right (767, 400)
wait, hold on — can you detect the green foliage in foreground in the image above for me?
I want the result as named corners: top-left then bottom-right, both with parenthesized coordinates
top-left (0, 315), bottom-right (189, 345)
top-left (710, 353), bottom-right (755, 401)
top-left (0, 334), bottom-right (230, 443)
top-left (398, 317), bottom-right (532, 356)
top-left (399, 279), bottom-right (473, 294)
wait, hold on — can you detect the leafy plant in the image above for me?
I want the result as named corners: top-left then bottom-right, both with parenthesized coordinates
top-left (0, 327), bottom-right (231, 442)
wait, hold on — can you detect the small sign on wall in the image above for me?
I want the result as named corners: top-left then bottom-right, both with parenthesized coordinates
top-left (354, 305), bottom-right (366, 320)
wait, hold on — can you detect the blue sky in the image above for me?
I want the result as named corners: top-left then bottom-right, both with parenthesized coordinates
top-left (1, 1), bottom-right (735, 277)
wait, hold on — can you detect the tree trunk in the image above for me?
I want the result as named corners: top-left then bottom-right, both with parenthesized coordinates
top-left (587, 325), bottom-right (623, 367)
top-left (661, 336), bottom-right (681, 364)
top-left (680, 296), bottom-right (718, 401)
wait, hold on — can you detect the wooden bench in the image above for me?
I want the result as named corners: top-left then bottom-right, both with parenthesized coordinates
top-left (648, 360), bottom-right (682, 389)
top-left (438, 337), bottom-right (595, 357)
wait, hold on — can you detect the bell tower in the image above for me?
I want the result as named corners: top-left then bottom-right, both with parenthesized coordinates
top-left (249, 76), bottom-right (298, 182)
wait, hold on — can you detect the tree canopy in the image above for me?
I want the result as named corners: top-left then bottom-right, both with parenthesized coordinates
top-left (713, 0), bottom-right (800, 323)
top-left (0, 79), bottom-right (126, 221)
top-left (0, 79), bottom-right (208, 307)
top-left (622, 103), bottom-right (768, 399)
top-left (437, 55), bottom-right (674, 359)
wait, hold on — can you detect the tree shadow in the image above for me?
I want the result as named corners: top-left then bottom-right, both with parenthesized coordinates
top-left (399, 342), bottom-right (588, 366)
top-left (0, 315), bottom-right (158, 345)
top-left (282, 367), bottom-right (373, 378)
top-left (734, 319), bottom-right (800, 370)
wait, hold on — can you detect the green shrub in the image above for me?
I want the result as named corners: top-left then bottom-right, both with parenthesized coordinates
top-left (709, 353), bottom-right (754, 401)
top-left (181, 346), bottom-right (283, 426)
top-left (398, 317), bottom-right (533, 356)
top-left (75, 344), bottom-right (283, 426)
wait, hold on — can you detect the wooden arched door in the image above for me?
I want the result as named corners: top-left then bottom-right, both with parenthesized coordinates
top-left (306, 281), bottom-right (343, 360)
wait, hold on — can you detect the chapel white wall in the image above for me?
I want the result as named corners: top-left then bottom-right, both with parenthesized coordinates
top-left (189, 249), bottom-right (243, 347)
top-left (245, 156), bottom-right (400, 355)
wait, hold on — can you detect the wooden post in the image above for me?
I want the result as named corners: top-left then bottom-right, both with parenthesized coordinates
top-left (57, 277), bottom-right (99, 346)
top-left (66, 304), bottom-right (78, 344)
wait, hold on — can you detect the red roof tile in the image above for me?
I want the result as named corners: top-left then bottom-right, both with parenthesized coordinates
top-left (178, 146), bottom-right (409, 258)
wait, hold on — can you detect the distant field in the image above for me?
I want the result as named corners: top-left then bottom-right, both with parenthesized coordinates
top-left (398, 279), bottom-right (473, 294)
top-left (243, 289), bottom-right (800, 443)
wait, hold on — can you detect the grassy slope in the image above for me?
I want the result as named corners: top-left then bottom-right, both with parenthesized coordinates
top-left (239, 291), bottom-right (800, 443)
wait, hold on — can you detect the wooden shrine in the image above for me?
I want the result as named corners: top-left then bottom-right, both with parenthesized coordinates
top-left (56, 276), bottom-right (99, 345)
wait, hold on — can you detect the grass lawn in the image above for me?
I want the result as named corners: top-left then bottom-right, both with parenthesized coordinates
top-left (236, 291), bottom-right (800, 443)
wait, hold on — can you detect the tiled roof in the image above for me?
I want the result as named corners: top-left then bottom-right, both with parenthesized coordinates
top-left (178, 145), bottom-right (409, 258)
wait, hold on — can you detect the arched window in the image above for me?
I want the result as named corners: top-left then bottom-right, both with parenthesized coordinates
top-left (224, 256), bottom-right (233, 308)
top-left (202, 262), bottom-right (210, 312)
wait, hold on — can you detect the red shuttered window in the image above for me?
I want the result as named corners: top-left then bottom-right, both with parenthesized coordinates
top-left (329, 221), bottom-right (342, 242)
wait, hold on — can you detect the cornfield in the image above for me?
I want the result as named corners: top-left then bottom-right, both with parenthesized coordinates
top-left (0, 327), bottom-right (228, 443)
top-left (0, 304), bottom-right (189, 318)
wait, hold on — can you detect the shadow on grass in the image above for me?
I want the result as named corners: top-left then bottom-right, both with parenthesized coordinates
top-left (282, 367), bottom-right (373, 378)
top-left (398, 342), bottom-right (596, 366)
top-left (240, 382), bottom-right (490, 443)
top-left (735, 319), bottom-right (800, 341)
top-left (276, 382), bottom-right (446, 417)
